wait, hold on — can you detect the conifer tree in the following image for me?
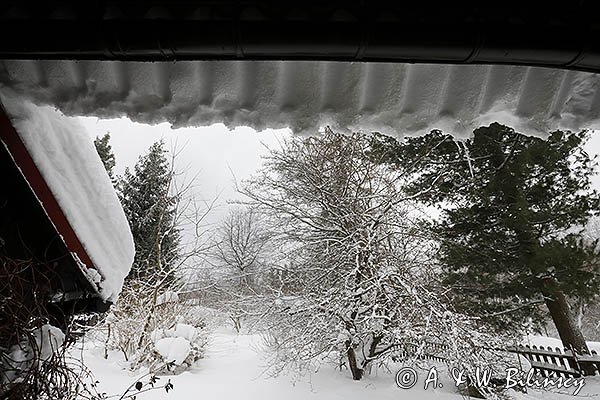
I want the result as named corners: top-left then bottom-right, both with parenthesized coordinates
top-left (94, 133), bottom-right (116, 182)
top-left (118, 141), bottom-right (180, 285)
top-left (371, 123), bottom-right (600, 362)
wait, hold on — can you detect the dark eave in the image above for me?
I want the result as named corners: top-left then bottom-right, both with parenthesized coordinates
top-left (0, 1), bottom-right (599, 73)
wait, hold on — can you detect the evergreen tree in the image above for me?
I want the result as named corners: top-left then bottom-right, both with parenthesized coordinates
top-left (94, 133), bottom-right (116, 181)
top-left (371, 123), bottom-right (600, 360)
top-left (119, 141), bottom-right (180, 285)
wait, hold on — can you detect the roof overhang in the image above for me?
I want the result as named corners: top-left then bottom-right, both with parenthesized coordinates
top-left (0, 106), bottom-right (110, 312)
top-left (1, 1), bottom-right (600, 73)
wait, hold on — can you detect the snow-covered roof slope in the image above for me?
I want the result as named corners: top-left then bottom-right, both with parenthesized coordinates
top-left (1, 60), bottom-right (599, 137)
top-left (0, 90), bottom-right (134, 302)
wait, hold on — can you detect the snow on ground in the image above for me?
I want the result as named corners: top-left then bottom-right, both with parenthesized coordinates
top-left (1, 61), bottom-right (599, 138)
top-left (0, 91), bottom-right (134, 302)
top-left (81, 329), bottom-right (440, 400)
top-left (79, 328), bottom-right (600, 399)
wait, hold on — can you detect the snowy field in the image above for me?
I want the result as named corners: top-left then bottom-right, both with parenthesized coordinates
top-left (78, 327), bottom-right (600, 400)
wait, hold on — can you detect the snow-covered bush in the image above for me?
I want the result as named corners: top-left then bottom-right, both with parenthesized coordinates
top-left (102, 288), bottom-right (207, 373)
top-left (1, 325), bottom-right (65, 386)
top-left (150, 322), bottom-right (207, 373)
top-left (93, 137), bottom-right (214, 374)
top-left (0, 321), bottom-right (89, 400)
top-left (0, 254), bottom-right (88, 399)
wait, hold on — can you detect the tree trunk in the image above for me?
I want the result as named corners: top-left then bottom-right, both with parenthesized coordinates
top-left (540, 278), bottom-right (596, 375)
top-left (345, 340), bottom-right (363, 380)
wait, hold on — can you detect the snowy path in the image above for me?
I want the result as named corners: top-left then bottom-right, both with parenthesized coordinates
top-left (81, 329), bottom-right (600, 399)
top-left (83, 329), bottom-right (442, 399)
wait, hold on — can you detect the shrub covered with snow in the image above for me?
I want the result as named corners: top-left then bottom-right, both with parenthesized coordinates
top-left (101, 288), bottom-right (207, 374)
top-left (0, 324), bottom-right (78, 399)
top-left (1, 325), bottom-right (65, 384)
top-left (0, 254), bottom-right (97, 399)
top-left (150, 322), bottom-right (207, 373)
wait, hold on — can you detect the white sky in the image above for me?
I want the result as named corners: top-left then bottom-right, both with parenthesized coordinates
top-left (79, 116), bottom-right (292, 229)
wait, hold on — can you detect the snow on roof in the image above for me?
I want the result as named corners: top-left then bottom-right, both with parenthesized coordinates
top-left (0, 90), bottom-right (134, 303)
top-left (0, 60), bottom-right (599, 137)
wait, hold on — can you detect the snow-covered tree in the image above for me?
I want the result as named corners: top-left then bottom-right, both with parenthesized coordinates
top-left (119, 141), bottom-right (181, 285)
top-left (370, 123), bottom-right (600, 365)
top-left (241, 130), bottom-right (511, 382)
top-left (93, 132), bottom-right (116, 182)
top-left (206, 207), bottom-right (273, 331)
top-left (214, 207), bottom-right (268, 290)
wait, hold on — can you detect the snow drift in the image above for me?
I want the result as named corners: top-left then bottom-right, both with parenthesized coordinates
top-left (0, 60), bottom-right (599, 137)
top-left (0, 91), bottom-right (135, 302)
top-left (151, 322), bottom-right (205, 369)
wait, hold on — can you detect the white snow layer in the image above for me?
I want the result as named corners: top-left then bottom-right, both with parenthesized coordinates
top-left (32, 324), bottom-right (66, 361)
top-left (7, 325), bottom-right (65, 366)
top-left (151, 323), bottom-right (201, 366)
top-left (156, 290), bottom-right (180, 306)
top-left (155, 337), bottom-right (191, 366)
top-left (0, 91), bottom-right (135, 302)
top-left (1, 60), bottom-right (600, 137)
top-left (3, 325), bottom-right (65, 385)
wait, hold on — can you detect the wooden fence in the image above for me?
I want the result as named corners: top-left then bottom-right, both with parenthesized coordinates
top-left (397, 342), bottom-right (447, 363)
top-left (507, 345), bottom-right (600, 378)
top-left (399, 341), bottom-right (600, 377)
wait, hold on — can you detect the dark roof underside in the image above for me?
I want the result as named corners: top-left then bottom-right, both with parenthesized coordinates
top-left (0, 1), bottom-right (599, 73)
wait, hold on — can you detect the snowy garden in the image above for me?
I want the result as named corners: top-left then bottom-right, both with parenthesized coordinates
top-left (81, 125), bottom-right (600, 400)
top-left (2, 67), bottom-right (600, 399)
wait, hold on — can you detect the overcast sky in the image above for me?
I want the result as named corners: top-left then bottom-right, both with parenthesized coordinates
top-left (80, 116), bottom-right (292, 229)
